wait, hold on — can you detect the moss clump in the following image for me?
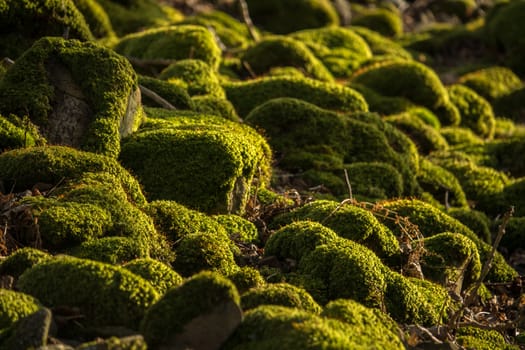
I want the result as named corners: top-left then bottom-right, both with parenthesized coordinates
top-left (289, 27), bottom-right (372, 78)
top-left (140, 271), bottom-right (240, 348)
top-left (215, 214), bottom-right (259, 244)
top-left (70, 236), bottom-right (150, 264)
top-left (123, 258), bottom-right (183, 295)
top-left (349, 83), bottom-right (415, 117)
top-left (0, 289), bottom-right (40, 330)
top-left (241, 283), bottom-right (322, 314)
top-left (0, 114), bottom-right (40, 152)
top-left (138, 76), bottom-right (194, 110)
top-left (351, 26), bottom-right (412, 59)
top-left (192, 95), bottom-right (240, 122)
top-left (227, 267), bottom-right (266, 294)
top-left (440, 126), bottom-right (484, 146)
top-left (417, 158), bottom-right (468, 208)
top-left (0, 248), bottom-right (51, 279)
top-left (223, 76), bottom-right (368, 118)
top-left (95, 0), bottom-right (183, 36)
top-left (352, 8), bottom-right (403, 37)
top-left (457, 326), bottom-right (518, 350)
top-left (74, 0), bottom-right (116, 41)
top-left (114, 25), bottom-right (221, 70)
top-left (0, 37), bottom-right (141, 158)
top-left (343, 162), bottom-right (404, 200)
top-left (448, 208), bottom-right (492, 244)
top-left (159, 59), bottom-right (225, 98)
top-left (0, 0), bottom-right (93, 59)
top-left (245, 0), bottom-right (339, 34)
top-left (458, 66), bottom-right (522, 102)
top-left (447, 84), bottom-right (495, 139)
top-left (17, 256), bottom-right (159, 329)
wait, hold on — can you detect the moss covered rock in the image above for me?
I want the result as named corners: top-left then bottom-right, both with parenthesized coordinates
top-left (448, 208), bottom-right (492, 243)
top-left (123, 258), bottom-right (183, 295)
top-left (227, 266), bottom-right (266, 294)
top-left (352, 8), bottom-right (403, 37)
top-left (457, 326), bottom-right (518, 350)
top-left (241, 283), bottom-right (322, 314)
top-left (440, 126), bottom-right (484, 146)
top-left (138, 76), bottom-right (195, 110)
top-left (458, 66), bottom-right (522, 103)
top-left (0, 289), bottom-right (40, 330)
top-left (192, 95), bottom-right (240, 122)
top-left (70, 236), bottom-right (150, 264)
top-left (17, 256), bottom-right (159, 329)
top-left (0, 37), bottom-right (142, 158)
top-left (215, 214), bottom-right (259, 244)
top-left (0, 248), bottom-right (51, 279)
top-left (351, 26), bottom-right (412, 59)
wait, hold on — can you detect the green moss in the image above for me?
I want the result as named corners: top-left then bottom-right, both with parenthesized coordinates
top-left (270, 201), bottom-right (400, 263)
top-left (457, 326), bottom-right (518, 350)
top-left (458, 66), bottom-right (522, 102)
top-left (0, 0), bottom-right (93, 59)
top-left (123, 258), bottom-right (183, 295)
top-left (485, 0), bottom-right (525, 52)
top-left (448, 84), bottom-right (496, 139)
top-left (352, 8), bottom-right (403, 37)
top-left (227, 267), bottom-right (266, 294)
top-left (192, 95), bottom-right (240, 122)
top-left (0, 248), bottom-right (51, 279)
top-left (70, 236), bottom-right (150, 264)
top-left (493, 118), bottom-right (516, 139)
top-left (448, 208), bottom-right (492, 243)
top-left (349, 83), bottom-right (415, 116)
top-left (351, 26), bottom-right (412, 59)
top-left (215, 214), bottom-right (259, 244)
top-left (245, 0), bottom-right (339, 34)
top-left (241, 283), bottom-right (322, 314)
top-left (440, 126), bottom-right (484, 146)
top-left (0, 289), bottom-right (40, 330)
top-left (74, 0), bottom-right (116, 41)
top-left (17, 255), bottom-right (159, 329)
top-left (0, 115), bottom-right (40, 152)
top-left (114, 25), bottom-right (221, 70)
top-left (494, 87), bottom-right (525, 123)
top-left (0, 37), bottom-right (140, 158)
top-left (138, 75), bottom-right (195, 110)
top-left (385, 113), bottom-right (449, 155)
top-left (342, 162), bottom-right (404, 200)
top-left (140, 271), bottom-right (240, 347)
top-left (290, 27), bottom-right (372, 77)
top-left (417, 157), bottom-right (468, 208)
top-left (95, 0), bottom-right (183, 36)
top-left (223, 76), bottom-right (368, 118)
top-left (159, 59), bottom-right (225, 98)
top-left (76, 336), bottom-right (147, 350)
top-left (120, 114), bottom-right (271, 214)
top-left (499, 178), bottom-right (525, 217)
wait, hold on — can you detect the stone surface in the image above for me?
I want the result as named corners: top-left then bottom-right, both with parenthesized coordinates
top-left (2, 308), bottom-right (52, 349)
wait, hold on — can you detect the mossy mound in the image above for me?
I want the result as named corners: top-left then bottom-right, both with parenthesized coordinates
top-left (448, 208), bottom-right (492, 243)
top-left (458, 66), bottom-right (522, 103)
top-left (123, 258), bottom-right (183, 295)
top-left (140, 271), bottom-right (241, 348)
top-left (241, 36), bottom-right (333, 82)
top-left (351, 26), bottom-right (412, 59)
top-left (215, 214), bottom-right (259, 244)
top-left (440, 126), bottom-right (484, 146)
top-left (342, 162), bottom-right (404, 200)
top-left (120, 112), bottom-right (271, 214)
top-left (74, 0), bottom-right (116, 41)
top-left (244, 0), bottom-right (339, 34)
top-left (138, 76), bottom-right (195, 110)
top-left (0, 0), bottom-right (93, 59)
top-left (223, 304), bottom-right (404, 350)
top-left (17, 256), bottom-right (159, 329)
top-left (350, 83), bottom-right (415, 117)
top-left (223, 76), bottom-right (368, 118)
top-left (0, 37), bottom-right (142, 158)
top-left (0, 289), bottom-right (41, 330)
top-left (158, 59), bottom-right (225, 98)
top-left (457, 326), bottom-right (519, 350)
top-left (70, 236), bottom-right (150, 264)
top-left (227, 267), bottom-right (266, 294)
top-left (192, 95), bottom-right (240, 122)
top-left (241, 283), bottom-right (322, 314)
top-left (270, 201), bottom-right (400, 263)
top-left (289, 27), bottom-right (372, 77)
top-left (114, 25), bottom-right (222, 70)
top-left (352, 8), bottom-right (403, 37)
top-left (0, 114), bottom-right (41, 152)
top-left (96, 0), bottom-right (183, 36)
top-left (447, 84), bottom-right (496, 139)
top-left (0, 248), bottom-right (51, 279)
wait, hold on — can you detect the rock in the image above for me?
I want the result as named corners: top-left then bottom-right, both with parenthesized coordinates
top-left (1, 308), bottom-right (52, 350)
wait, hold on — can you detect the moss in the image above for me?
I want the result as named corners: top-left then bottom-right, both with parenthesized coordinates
top-left (498, 217), bottom-right (525, 254)
top-left (266, 66), bottom-right (306, 79)
top-left (95, 0), bottom-right (183, 36)
top-left (114, 25), bottom-right (221, 70)
top-left (241, 283), bottom-right (322, 314)
top-left (17, 255), bottom-right (159, 329)
top-left (215, 214), bottom-right (259, 244)
top-left (271, 201), bottom-right (400, 263)
top-left (493, 86), bottom-right (525, 123)
top-left (123, 258), bottom-right (183, 295)
top-left (0, 115), bottom-right (40, 152)
top-left (74, 0), bottom-right (116, 41)
top-left (448, 208), bottom-right (492, 244)
top-left (140, 271), bottom-right (240, 347)
top-left (448, 84), bottom-right (496, 139)
top-left (485, 0), bottom-right (525, 51)
top-left (349, 83), bottom-right (415, 116)
top-left (0, 289), bottom-right (40, 330)
top-left (417, 158), bottom-right (468, 208)
top-left (440, 126), bottom-right (484, 146)
top-left (0, 37), bottom-right (140, 158)
top-left (138, 75), bottom-right (195, 110)
top-left (70, 236), bottom-right (150, 264)
top-left (351, 26), bottom-right (412, 59)
top-left (458, 66), bottom-right (522, 102)
top-left (245, 0), bottom-right (339, 34)
top-left (159, 59), bottom-right (225, 98)
top-left (410, 277), bottom-right (457, 321)
top-left (223, 76), bottom-right (368, 118)
top-left (289, 27), bottom-right (372, 78)
top-left (342, 162), bottom-right (404, 200)
top-left (0, 248), bottom-right (51, 279)
top-left (227, 267), bottom-right (266, 294)
top-left (0, 0), bottom-right (93, 59)
top-left (493, 117), bottom-right (516, 139)
top-left (76, 336), bottom-right (147, 350)
top-left (120, 113), bottom-right (271, 214)
top-left (385, 113), bottom-right (449, 155)
top-left (192, 95), bottom-right (240, 122)
top-left (499, 178), bottom-right (525, 217)
top-left (352, 8), bottom-right (403, 37)
top-left (457, 326), bottom-right (518, 350)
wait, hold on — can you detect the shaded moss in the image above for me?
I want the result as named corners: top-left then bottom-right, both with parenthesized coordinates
top-left (215, 214), bottom-right (259, 244)
top-left (458, 66), bottom-right (522, 102)
top-left (0, 248), bottom-right (51, 279)
top-left (227, 266), bottom-right (266, 294)
top-left (457, 326), bottom-right (518, 350)
top-left (74, 0), bottom-right (116, 41)
top-left (493, 87), bottom-right (525, 123)
top-left (448, 208), bottom-right (492, 244)
top-left (17, 255), bottom-right (159, 329)
top-left (0, 290), bottom-right (40, 330)
top-left (352, 8), bottom-right (403, 37)
top-left (0, 37), bottom-right (140, 158)
top-left (245, 0), bottom-right (339, 34)
top-left (342, 162), bottom-right (404, 200)
top-left (440, 126), bottom-right (484, 146)
top-left (351, 26), bottom-right (412, 59)
top-left (70, 236), bottom-right (150, 265)
top-left (349, 83), bottom-right (415, 116)
top-left (0, 115), bottom-right (40, 152)
top-left (140, 271), bottom-right (240, 348)
top-left (192, 95), bottom-right (240, 122)
top-left (138, 75), bottom-right (195, 110)
top-left (499, 217), bottom-right (525, 254)
top-left (223, 76), bottom-right (368, 118)
top-left (114, 25), bottom-right (221, 70)
top-left (123, 258), bottom-right (183, 295)
top-left (241, 283), bottom-right (322, 314)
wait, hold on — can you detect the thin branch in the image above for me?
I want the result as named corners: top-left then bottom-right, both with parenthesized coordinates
top-left (238, 0), bottom-right (260, 42)
top-left (139, 85), bottom-right (177, 110)
top-left (343, 168), bottom-right (353, 200)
